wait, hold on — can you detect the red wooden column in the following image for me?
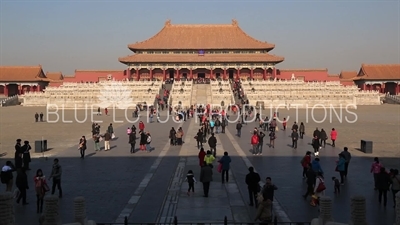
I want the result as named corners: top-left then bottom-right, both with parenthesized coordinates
top-left (4, 84), bottom-right (8, 96)
top-left (190, 68), bottom-right (193, 79)
top-left (163, 69), bottom-right (166, 81)
top-left (263, 68), bottom-right (267, 80)
top-left (273, 67), bottom-right (277, 78)
top-left (37, 85), bottom-right (41, 92)
top-left (176, 68), bottom-right (180, 80)
top-left (136, 69), bottom-right (140, 81)
top-left (236, 68), bottom-right (240, 80)
top-left (250, 68), bottom-right (254, 80)
top-left (210, 67), bottom-right (213, 80)
top-left (381, 83), bottom-right (386, 93)
top-left (149, 68), bottom-right (153, 80)
top-left (397, 83), bottom-right (400, 95)
top-left (362, 83), bottom-right (366, 90)
top-left (18, 85), bottom-right (22, 95)
top-left (223, 69), bottom-right (227, 80)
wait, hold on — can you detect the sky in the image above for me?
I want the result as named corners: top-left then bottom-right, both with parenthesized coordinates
top-left (0, 0), bottom-right (399, 75)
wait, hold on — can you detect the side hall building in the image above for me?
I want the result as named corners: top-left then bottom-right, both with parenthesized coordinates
top-left (118, 19), bottom-right (284, 81)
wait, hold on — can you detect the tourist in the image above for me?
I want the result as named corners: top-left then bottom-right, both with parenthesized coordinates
top-left (301, 151), bottom-right (312, 178)
top-left (311, 172), bottom-right (325, 207)
top-left (208, 133), bottom-right (217, 157)
top-left (78, 136), bottom-right (87, 158)
top-left (107, 123), bottom-right (114, 139)
top-left (303, 163), bottom-right (316, 199)
top-left (269, 119), bottom-right (277, 132)
top-left (97, 107), bottom-right (101, 115)
top-left (246, 166), bottom-right (261, 207)
top-left (15, 167), bottom-right (29, 205)
top-left (176, 128), bottom-right (184, 146)
top-left (129, 130), bottom-right (136, 153)
top-left (103, 131), bottom-right (112, 151)
top-left (209, 119), bottom-right (215, 133)
top-left (330, 128), bottom-right (337, 147)
top-left (268, 131), bottom-right (276, 148)
top-left (200, 164), bottom-right (213, 197)
top-left (390, 169), bottom-right (400, 208)
top-left (221, 118), bottom-right (226, 133)
top-left (146, 132), bottom-right (152, 152)
top-left (291, 129), bottom-right (299, 149)
top-left (196, 129), bottom-right (203, 149)
top-left (311, 158), bottom-right (324, 175)
top-left (214, 118), bottom-right (221, 133)
top-left (299, 122), bottom-right (305, 139)
top-left (236, 121), bottom-right (242, 137)
top-left (14, 139), bottom-right (22, 159)
top-left (313, 128), bottom-right (320, 141)
top-left (257, 131), bottom-right (265, 155)
top-left (376, 167), bottom-right (391, 207)
top-left (204, 150), bottom-right (215, 166)
top-left (139, 121), bottom-right (145, 131)
top-left (35, 112), bottom-right (39, 122)
top-left (218, 152), bottom-right (231, 183)
top-left (15, 152), bottom-right (23, 171)
top-left (198, 148), bottom-right (206, 167)
top-left (39, 112), bottom-right (44, 121)
top-left (320, 129), bottom-right (327, 147)
top-left (332, 177), bottom-right (340, 194)
top-left (251, 131), bottom-right (259, 155)
top-left (371, 157), bottom-right (383, 190)
top-left (185, 170), bottom-right (197, 196)
top-left (1, 161), bottom-right (15, 192)
top-left (22, 141), bottom-right (31, 170)
top-left (254, 199), bottom-right (272, 224)
top-left (49, 158), bottom-right (62, 198)
top-left (292, 121), bottom-right (299, 131)
top-left (261, 177), bottom-right (277, 212)
top-left (336, 153), bottom-right (346, 184)
top-left (34, 169), bottom-right (48, 213)
top-left (139, 131), bottom-right (147, 151)
top-left (340, 147), bottom-right (351, 177)
top-left (169, 127), bottom-right (177, 145)
top-left (15, 139), bottom-right (23, 169)
top-left (282, 118), bottom-right (287, 130)
top-left (126, 127), bottom-right (131, 135)
top-left (312, 136), bottom-right (320, 156)
top-left (93, 133), bottom-right (100, 151)
top-left (104, 108), bottom-right (108, 116)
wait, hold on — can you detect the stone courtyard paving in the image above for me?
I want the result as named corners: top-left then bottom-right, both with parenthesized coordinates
top-left (0, 104), bottom-right (399, 224)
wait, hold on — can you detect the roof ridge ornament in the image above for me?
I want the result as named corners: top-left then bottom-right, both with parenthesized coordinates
top-left (165, 19), bottom-right (171, 26)
top-left (232, 19), bottom-right (238, 26)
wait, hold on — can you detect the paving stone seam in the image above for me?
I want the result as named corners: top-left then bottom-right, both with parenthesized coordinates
top-left (156, 119), bottom-right (196, 223)
top-left (114, 123), bottom-right (184, 223)
top-left (224, 128), bottom-right (292, 223)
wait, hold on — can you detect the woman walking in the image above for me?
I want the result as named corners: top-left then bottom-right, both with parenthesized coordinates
top-left (311, 172), bottom-right (325, 207)
top-left (78, 136), bottom-right (87, 158)
top-left (16, 168), bottom-right (29, 205)
top-left (34, 169), bottom-right (48, 213)
top-left (370, 157), bottom-right (383, 190)
top-left (330, 128), bottom-right (337, 147)
top-left (299, 122), bottom-right (305, 139)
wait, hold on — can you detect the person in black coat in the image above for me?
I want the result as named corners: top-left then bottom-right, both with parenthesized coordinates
top-left (14, 139), bottom-right (22, 159)
top-left (16, 168), bottom-right (29, 205)
top-left (303, 164), bottom-right (316, 199)
top-left (196, 129), bottom-right (203, 149)
top-left (319, 129), bottom-right (327, 147)
top-left (208, 133), bottom-right (217, 157)
top-left (21, 141), bottom-right (31, 170)
top-left (15, 152), bottom-right (23, 170)
top-left (245, 167), bottom-right (261, 207)
top-left (139, 131), bottom-right (147, 151)
top-left (129, 131), bottom-right (136, 153)
top-left (376, 167), bottom-right (392, 207)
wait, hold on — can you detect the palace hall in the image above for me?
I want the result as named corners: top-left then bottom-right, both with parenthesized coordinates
top-left (118, 19), bottom-right (284, 81)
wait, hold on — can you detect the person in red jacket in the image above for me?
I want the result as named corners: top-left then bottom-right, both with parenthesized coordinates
top-left (330, 128), bottom-right (337, 147)
top-left (139, 121), bottom-right (145, 131)
top-left (282, 118), bottom-right (287, 130)
top-left (251, 131), bottom-right (260, 155)
top-left (198, 148), bottom-right (206, 167)
top-left (301, 151), bottom-right (312, 178)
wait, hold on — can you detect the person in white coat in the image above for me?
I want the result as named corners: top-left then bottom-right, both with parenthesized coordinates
top-left (311, 172), bottom-right (325, 207)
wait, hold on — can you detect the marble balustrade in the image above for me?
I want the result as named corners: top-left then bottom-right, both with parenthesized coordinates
top-left (168, 81), bottom-right (193, 108)
top-left (210, 80), bottom-right (234, 106)
top-left (241, 80), bottom-right (380, 107)
top-left (22, 81), bottom-right (163, 108)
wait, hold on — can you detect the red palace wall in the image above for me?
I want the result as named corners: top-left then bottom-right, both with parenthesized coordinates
top-left (63, 70), bottom-right (127, 83)
top-left (278, 70), bottom-right (340, 82)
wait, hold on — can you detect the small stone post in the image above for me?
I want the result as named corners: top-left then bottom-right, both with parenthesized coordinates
top-left (318, 196), bottom-right (333, 224)
top-left (395, 191), bottom-right (400, 225)
top-left (0, 192), bottom-right (15, 225)
top-left (43, 195), bottom-right (61, 225)
top-left (74, 197), bottom-right (87, 225)
top-left (349, 196), bottom-right (367, 225)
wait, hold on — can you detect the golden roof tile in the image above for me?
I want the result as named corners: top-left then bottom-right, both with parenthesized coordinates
top-left (0, 65), bottom-right (48, 82)
top-left (356, 64), bottom-right (400, 80)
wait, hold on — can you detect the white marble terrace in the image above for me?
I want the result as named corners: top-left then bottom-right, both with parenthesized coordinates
top-left (210, 80), bottom-right (234, 106)
top-left (241, 79), bottom-right (381, 108)
top-left (168, 80), bottom-right (194, 108)
top-left (22, 80), bottom-right (163, 108)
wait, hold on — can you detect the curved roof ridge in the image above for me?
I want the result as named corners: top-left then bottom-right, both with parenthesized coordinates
top-left (128, 24), bottom-right (169, 49)
top-left (235, 25), bottom-right (273, 46)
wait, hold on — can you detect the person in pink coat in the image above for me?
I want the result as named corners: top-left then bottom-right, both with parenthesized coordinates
top-left (330, 128), bottom-right (337, 147)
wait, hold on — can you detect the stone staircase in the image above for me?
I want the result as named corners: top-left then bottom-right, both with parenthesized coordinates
top-left (192, 84), bottom-right (210, 105)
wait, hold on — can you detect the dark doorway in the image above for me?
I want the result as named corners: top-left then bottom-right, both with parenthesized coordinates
top-left (7, 84), bottom-right (18, 96)
top-left (198, 73), bottom-right (205, 78)
top-left (228, 70), bottom-right (234, 79)
top-left (169, 70), bottom-right (174, 79)
top-left (182, 73), bottom-right (187, 79)
top-left (216, 73), bottom-right (221, 79)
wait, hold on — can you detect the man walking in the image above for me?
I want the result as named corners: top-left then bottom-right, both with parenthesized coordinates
top-left (245, 167), bottom-right (261, 207)
top-left (291, 129), bottom-right (299, 149)
top-left (129, 130), bottom-right (136, 153)
top-left (200, 164), bottom-right (213, 197)
top-left (340, 147), bottom-right (351, 177)
top-left (103, 131), bottom-right (111, 151)
top-left (236, 122), bottom-right (242, 137)
top-left (49, 158), bottom-right (62, 198)
top-left (208, 133), bottom-right (217, 157)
